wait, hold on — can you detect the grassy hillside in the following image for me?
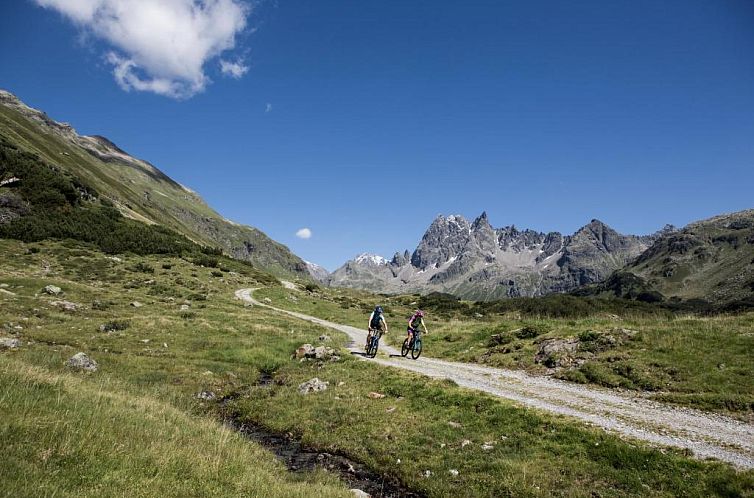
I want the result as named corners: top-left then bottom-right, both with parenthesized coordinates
top-left (1, 239), bottom-right (752, 496)
top-left (0, 91), bottom-right (307, 278)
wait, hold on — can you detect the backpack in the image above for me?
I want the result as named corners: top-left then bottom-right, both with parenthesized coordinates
top-left (370, 312), bottom-right (382, 330)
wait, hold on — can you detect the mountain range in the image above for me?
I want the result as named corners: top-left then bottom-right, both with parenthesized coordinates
top-left (0, 90), bottom-right (307, 278)
top-left (325, 208), bottom-right (754, 307)
top-left (326, 212), bottom-right (665, 300)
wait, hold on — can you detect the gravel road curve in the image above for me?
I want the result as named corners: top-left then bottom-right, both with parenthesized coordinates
top-left (235, 288), bottom-right (754, 469)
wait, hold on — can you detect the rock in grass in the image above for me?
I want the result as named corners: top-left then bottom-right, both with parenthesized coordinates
top-left (318, 334), bottom-right (331, 342)
top-left (130, 301), bottom-right (143, 308)
top-left (196, 391), bottom-right (216, 400)
top-left (66, 352), bottom-right (98, 372)
top-left (43, 285), bottom-right (62, 295)
top-left (298, 378), bottom-right (328, 395)
top-left (0, 338), bottom-right (22, 349)
top-left (368, 392), bottom-right (386, 399)
top-left (350, 489), bottom-right (370, 497)
top-left (51, 300), bottom-right (78, 312)
top-left (295, 343), bottom-right (315, 359)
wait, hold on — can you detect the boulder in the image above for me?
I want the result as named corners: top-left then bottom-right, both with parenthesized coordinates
top-left (350, 490), bottom-right (370, 498)
top-left (51, 300), bottom-right (78, 312)
top-left (534, 338), bottom-right (580, 368)
top-left (295, 343), bottom-right (315, 359)
top-left (314, 345), bottom-right (336, 360)
top-left (43, 285), bottom-right (62, 295)
top-left (0, 338), bottom-right (21, 349)
top-left (368, 392), bottom-right (386, 399)
top-left (130, 301), bottom-right (143, 308)
top-left (66, 352), bottom-right (98, 372)
top-left (298, 377), bottom-right (328, 395)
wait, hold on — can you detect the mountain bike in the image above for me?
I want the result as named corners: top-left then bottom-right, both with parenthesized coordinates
top-left (401, 329), bottom-right (423, 360)
top-left (366, 328), bottom-right (382, 358)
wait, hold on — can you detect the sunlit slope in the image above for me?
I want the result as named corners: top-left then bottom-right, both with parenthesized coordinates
top-left (0, 90), bottom-right (306, 278)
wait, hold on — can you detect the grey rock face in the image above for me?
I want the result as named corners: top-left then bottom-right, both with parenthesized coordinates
top-left (66, 352), bottom-right (98, 372)
top-left (330, 213), bottom-right (654, 300)
top-left (411, 215), bottom-right (472, 270)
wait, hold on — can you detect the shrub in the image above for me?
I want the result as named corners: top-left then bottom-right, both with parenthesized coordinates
top-left (515, 323), bottom-right (550, 339)
top-left (162, 263), bottom-right (173, 270)
top-left (211, 270), bottom-right (223, 278)
top-left (128, 262), bottom-right (154, 274)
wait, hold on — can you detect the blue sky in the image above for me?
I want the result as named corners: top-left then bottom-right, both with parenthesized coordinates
top-left (2, 1), bottom-right (753, 270)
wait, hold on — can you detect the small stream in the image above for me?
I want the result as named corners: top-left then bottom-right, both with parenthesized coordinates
top-left (226, 416), bottom-right (424, 498)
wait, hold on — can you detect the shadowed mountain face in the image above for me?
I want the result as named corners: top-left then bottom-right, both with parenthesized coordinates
top-left (329, 212), bottom-right (655, 300)
top-left (0, 90), bottom-right (307, 278)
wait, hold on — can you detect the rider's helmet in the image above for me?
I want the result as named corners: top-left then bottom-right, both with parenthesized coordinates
top-left (375, 306), bottom-right (383, 314)
top-left (415, 310), bottom-right (425, 317)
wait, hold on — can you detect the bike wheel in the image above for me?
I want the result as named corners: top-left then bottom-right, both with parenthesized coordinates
top-left (411, 338), bottom-right (422, 360)
top-left (401, 338), bottom-right (410, 357)
top-left (367, 337), bottom-right (378, 358)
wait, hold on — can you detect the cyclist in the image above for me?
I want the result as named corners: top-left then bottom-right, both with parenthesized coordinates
top-left (406, 309), bottom-right (428, 344)
top-left (366, 306), bottom-right (388, 350)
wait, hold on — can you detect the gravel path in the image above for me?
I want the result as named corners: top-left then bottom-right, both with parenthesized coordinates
top-left (236, 288), bottom-right (754, 469)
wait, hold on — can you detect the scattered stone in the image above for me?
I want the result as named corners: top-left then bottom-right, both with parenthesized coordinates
top-left (386, 407), bottom-right (396, 413)
top-left (461, 439), bottom-right (472, 448)
top-left (0, 338), bottom-right (22, 349)
top-left (43, 285), bottom-right (62, 295)
top-left (350, 490), bottom-right (370, 498)
top-left (51, 300), bottom-right (78, 312)
top-left (449, 469), bottom-right (459, 476)
top-left (163, 343), bottom-right (168, 348)
top-left (298, 377), bottom-right (328, 395)
top-left (0, 288), bottom-right (16, 297)
top-left (130, 301), bottom-right (143, 308)
top-left (337, 381), bottom-right (345, 387)
top-left (368, 392), bottom-right (386, 399)
top-left (140, 339), bottom-right (150, 343)
top-left (447, 421), bottom-right (462, 428)
top-left (440, 443), bottom-right (446, 448)
top-left (294, 343), bottom-right (339, 361)
top-left (318, 334), bottom-right (331, 342)
top-left (180, 304), bottom-right (190, 311)
top-left (66, 352), bottom-right (98, 372)
top-left (482, 442), bottom-right (495, 451)
top-left (263, 297), bottom-right (272, 304)
top-left (196, 391), bottom-right (216, 400)
top-left (423, 470), bottom-right (432, 478)
top-left (107, 256), bottom-right (122, 263)
top-left (0, 283), bottom-right (8, 287)
top-left (474, 313), bottom-right (484, 318)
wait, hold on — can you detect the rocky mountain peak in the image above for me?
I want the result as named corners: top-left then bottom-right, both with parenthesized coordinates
top-left (411, 214), bottom-right (472, 269)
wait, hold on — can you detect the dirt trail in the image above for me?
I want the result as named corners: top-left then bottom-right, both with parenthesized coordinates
top-left (235, 288), bottom-right (754, 469)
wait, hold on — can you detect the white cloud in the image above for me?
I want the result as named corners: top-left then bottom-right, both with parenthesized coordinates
top-left (35, 0), bottom-right (251, 99)
top-left (295, 228), bottom-right (312, 240)
top-left (220, 58), bottom-right (248, 79)
top-left (265, 102), bottom-right (272, 113)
